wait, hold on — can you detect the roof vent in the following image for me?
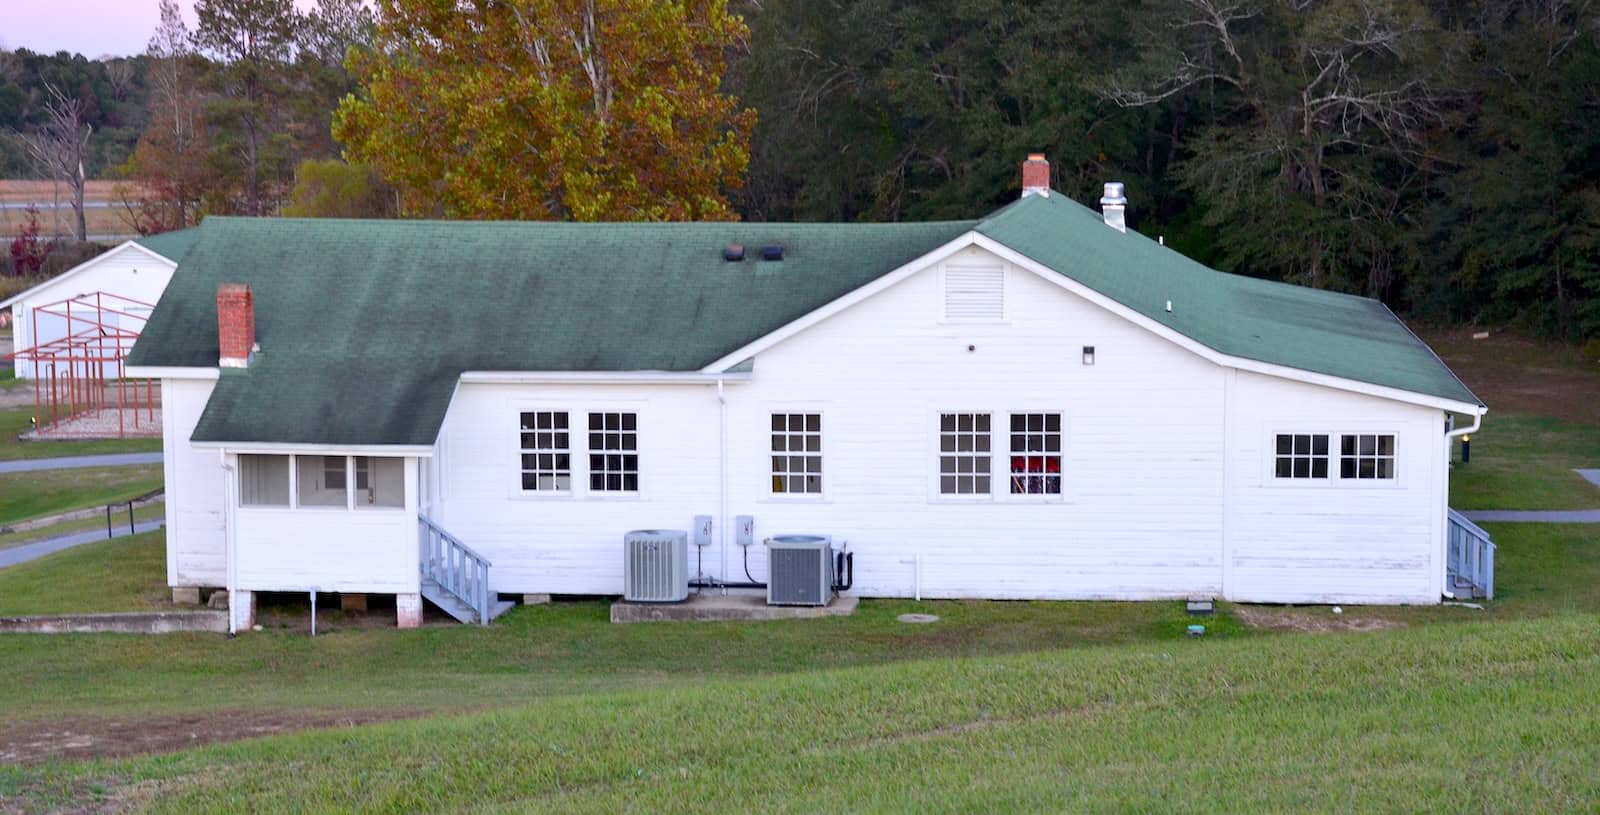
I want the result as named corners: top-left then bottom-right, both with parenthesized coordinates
top-left (760, 244), bottom-right (784, 261)
top-left (723, 244), bottom-right (745, 262)
top-left (1100, 182), bottom-right (1128, 233)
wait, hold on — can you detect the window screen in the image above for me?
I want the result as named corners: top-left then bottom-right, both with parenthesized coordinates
top-left (588, 412), bottom-right (639, 492)
top-left (1274, 434), bottom-right (1330, 479)
top-left (938, 412), bottom-right (992, 495)
top-left (238, 454), bottom-right (290, 506)
top-left (1340, 434), bottom-right (1396, 480)
top-left (1009, 413), bottom-right (1062, 494)
top-left (771, 413), bottom-right (822, 494)
top-left (519, 411), bottom-right (572, 492)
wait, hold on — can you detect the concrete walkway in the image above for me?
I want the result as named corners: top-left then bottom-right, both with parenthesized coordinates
top-left (0, 519), bottom-right (164, 569)
top-left (0, 452), bottom-right (163, 473)
top-left (1577, 469), bottom-right (1600, 489)
top-left (1459, 510), bottom-right (1600, 524)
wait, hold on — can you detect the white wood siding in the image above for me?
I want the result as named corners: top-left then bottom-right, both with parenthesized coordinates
top-left (163, 377), bottom-right (226, 587)
top-left (1222, 371), bottom-right (1445, 604)
top-left (725, 246), bottom-right (1227, 600)
top-left (233, 456), bottom-right (419, 593)
top-left (428, 385), bottom-right (722, 595)
top-left (10, 245), bottom-right (175, 379)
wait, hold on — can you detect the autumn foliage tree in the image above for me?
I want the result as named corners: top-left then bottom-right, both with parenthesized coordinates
top-left (334, 0), bottom-right (757, 221)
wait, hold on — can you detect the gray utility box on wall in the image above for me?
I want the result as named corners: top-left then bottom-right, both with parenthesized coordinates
top-left (624, 529), bottom-right (689, 603)
top-left (766, 535), bottom-right (834, 606)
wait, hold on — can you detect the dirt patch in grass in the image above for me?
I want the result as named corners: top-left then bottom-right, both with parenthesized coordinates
top-left (1419, 327), bottom-right (1600, 424)
top-left (0, 710), bottom-right (414, 765)
top-left (1233, 606), bottom-right (1406, 633)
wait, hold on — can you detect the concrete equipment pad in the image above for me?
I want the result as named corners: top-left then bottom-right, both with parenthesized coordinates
top-left (611, 590), bottom-right (858, 623)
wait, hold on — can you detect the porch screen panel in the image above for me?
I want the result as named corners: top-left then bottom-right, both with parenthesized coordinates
top-left (239, 454), bottom-right (289, 507)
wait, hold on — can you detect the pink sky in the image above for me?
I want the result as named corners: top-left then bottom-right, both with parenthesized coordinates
top-left (3, 0), bottom-right (321, 59)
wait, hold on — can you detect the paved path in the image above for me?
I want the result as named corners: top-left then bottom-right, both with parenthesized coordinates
top-left (1460, 510), bottom-right (1600, 523)
top-left (0, 452), bottom-right (163, 473)
top-left (0, 519), bottom-right (164, 569)
top-left (1577, 469), bottom-right (1600, 489)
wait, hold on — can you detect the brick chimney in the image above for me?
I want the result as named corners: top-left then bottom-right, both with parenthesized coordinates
top-left (217, 283), bottom-right (256, 368)
top-left (1021, 153), bottom-right (1050, 198)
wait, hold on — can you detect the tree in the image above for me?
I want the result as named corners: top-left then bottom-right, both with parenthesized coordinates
top-left (1104, 0), bottom-right (1451, 296)
top-left (192, 0), bottom-right (303, 215)
top-left (283, 158), bottom-right (397, 217)
top-left (125, 0), bottom-right (210, 231)
top-left (7, 206), bottom-right (50, 277)
top-left (334, 0), bottom-right (757, 221)
top-left (13, 82), bottom-right (94, 242)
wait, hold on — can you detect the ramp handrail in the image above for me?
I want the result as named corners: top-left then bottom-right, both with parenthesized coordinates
top-left (418, 513), bottom-right (493, 624)
top-left (1447, 508), bottom-right (1495, 600)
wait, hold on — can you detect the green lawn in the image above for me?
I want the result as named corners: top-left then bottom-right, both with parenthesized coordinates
top-left (0, 405), bottom-right (163, 461)
top-left (5, 613), bottom-right (1597, 812)
top-left (1448, 413), bottom-right (1600, 510)
top-left (0, 530), bottom-right (172, 616)
top-left (0, 502), bottom-right (163, 551)
top-left (0, 464), bottom-right (162, 527)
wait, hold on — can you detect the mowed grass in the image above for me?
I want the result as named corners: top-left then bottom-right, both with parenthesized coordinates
top-left (0, 519), bottom-right (1594, 724)
top-left (0, 463), bottom-right (162, 526)
top-left (0, 502), bottom-right (163, 551)
top-left (7, 616), bottom-right (1598, 813)
top-left (0, 534), bottom-right (1253, 724)
top-left (0, 405), bottom-right (163, 461)
top-left (1448, 414), bottom-right (1600, 510)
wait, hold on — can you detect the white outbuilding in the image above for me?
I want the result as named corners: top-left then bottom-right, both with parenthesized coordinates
top-left (2, 230), bottom-right (198, 380)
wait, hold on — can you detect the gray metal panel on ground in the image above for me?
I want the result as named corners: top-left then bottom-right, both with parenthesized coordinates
top-left (623, 529), bottom-right (689, 603)
top-left (766, 535), bottom-right (833, 606)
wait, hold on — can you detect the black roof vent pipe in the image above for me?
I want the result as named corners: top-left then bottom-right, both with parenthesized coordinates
top-left (723, 244), bottom-right (745, 262)
top-left (761, 244), bottom-right (784, 261)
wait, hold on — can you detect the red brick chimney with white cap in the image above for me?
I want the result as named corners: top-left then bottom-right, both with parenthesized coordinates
top-left (217, 283), bottom-right (256, 368)
top-left (1021, 153), bottom-right (1050, 198)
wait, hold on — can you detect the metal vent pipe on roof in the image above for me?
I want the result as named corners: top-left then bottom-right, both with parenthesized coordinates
top-left (1100, 182), bottom-right (1128, 233)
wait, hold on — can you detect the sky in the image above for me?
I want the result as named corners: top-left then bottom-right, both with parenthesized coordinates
top-left (3, 0), bottom-right (321, 59)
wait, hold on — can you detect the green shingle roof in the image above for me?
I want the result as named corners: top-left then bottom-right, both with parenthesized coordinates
top-left (127, 216), bottom-right (976, 445)
top-left (128, 194), bottom-right (1478, 447)
top-left (133, 227), bottom-right (201, 263)
top-left (975, 193), bottom-right (1480, 408)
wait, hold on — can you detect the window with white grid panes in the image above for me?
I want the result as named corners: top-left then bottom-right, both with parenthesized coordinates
top-left (1274, 433), bottom-right (1330, 479)
top-left (587, 412), bottom-right (639, 492)
top-left (1340, 434), bottom-right (1396, 480)
top-left (1008, 413), bottom-right (1062, 495)
top-left (519, 411), bottom-right (571, 492)
top-left (771, 413), bottom-right (822, 494)
top-left (938, 412), bottom-right (992, 495)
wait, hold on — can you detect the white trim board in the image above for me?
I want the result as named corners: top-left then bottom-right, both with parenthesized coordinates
top-left (129, 366), bottom-right (221, 380)
top-left (0, 241), bottom-right (178, 311)
top-left (699, 230), bottom-right (1484, 416)
top-left (459, 371), bottom-right (753, 385)
top-left (198, 442), bottom-right (435, 457)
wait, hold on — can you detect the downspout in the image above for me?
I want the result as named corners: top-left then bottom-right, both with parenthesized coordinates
top-left (717, 378), bottom-right (729, 595)
top-left (219, 450), bottom-right (238, 635)
top-left (1440, 408), bottom-right (1486, 600)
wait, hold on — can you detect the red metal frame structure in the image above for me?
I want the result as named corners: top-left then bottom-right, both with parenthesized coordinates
top-left (6, 291), bottom-right (159, 438)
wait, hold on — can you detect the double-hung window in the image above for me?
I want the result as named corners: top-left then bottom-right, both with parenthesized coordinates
top-left (771, 413), bottom-right (822, 495)
top-left (588, 412), bottom-right (639, 492)
top-left (1274, 434), bottom-right (1330, 479)
top-left (938, 412), bottom-right (992, 496)
top-left (1340, 434), bottom-right (1396, 480)
top-left (519, 411), bottom-right (572, 492)
top-left (1008, 413), bottom-right (1062, 495)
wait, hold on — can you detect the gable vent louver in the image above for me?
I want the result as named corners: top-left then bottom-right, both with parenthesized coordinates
top-left (943, 266), bottom-right (1004, 321)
